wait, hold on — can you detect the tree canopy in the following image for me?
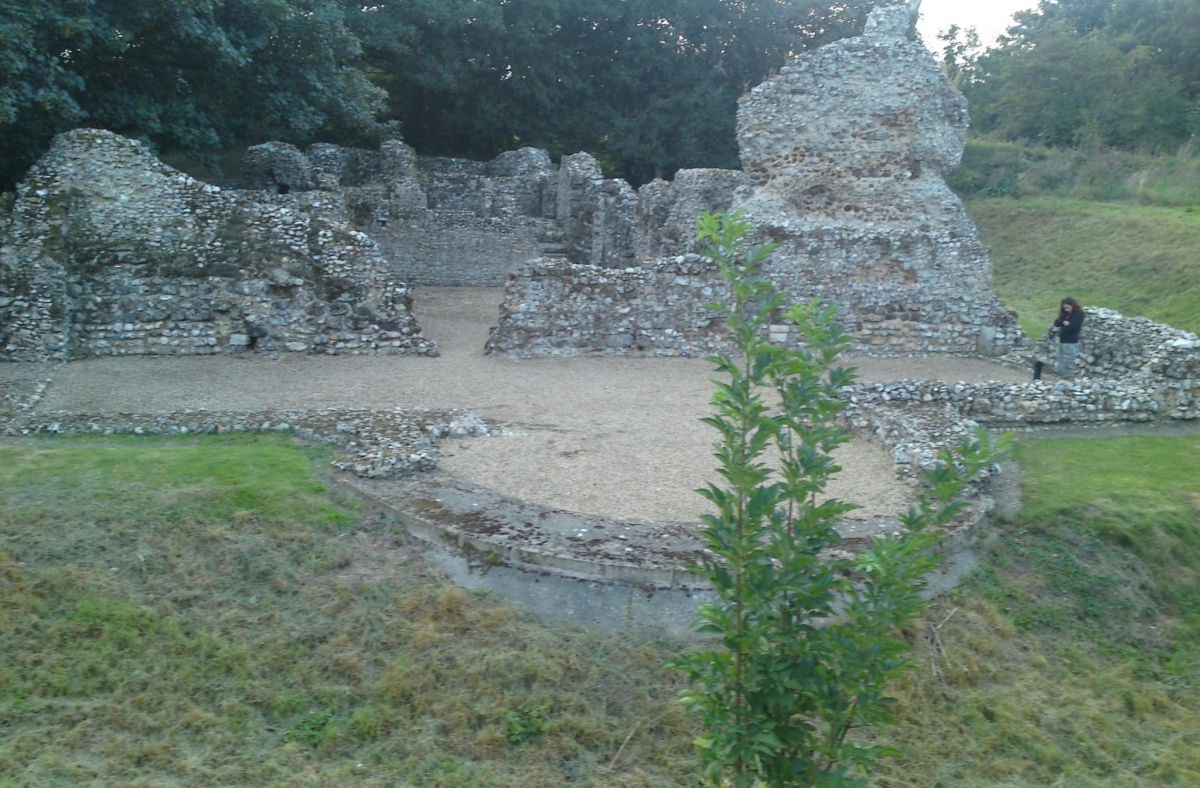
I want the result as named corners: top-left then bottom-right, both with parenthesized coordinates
top-left (8, 0), bottom-right (1196, 195)
top-left (951, 0), bottom-right (1200, 153)
top-left (1, 0), bottom-right (896, 192)
top-left (348, 0), bottom-right (893, 184)
top-left (1, 0), bottom-right (388, 191)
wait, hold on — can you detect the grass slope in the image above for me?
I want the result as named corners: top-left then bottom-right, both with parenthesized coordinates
top-left (0, 435), bottom-right (697, 787)
top-left (4, 432), bottom-right (1200, 786)
top-left (879, 434), bottom-right (1200, 786)
top-left (966, 198), bottom-right (1200, 338)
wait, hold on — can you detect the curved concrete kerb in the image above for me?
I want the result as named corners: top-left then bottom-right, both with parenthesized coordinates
top-left (328, 466), bottom-right (999, 635)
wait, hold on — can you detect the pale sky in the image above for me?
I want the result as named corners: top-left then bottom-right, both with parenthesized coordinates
top-left (916, 0), bottom-right (1040, 49)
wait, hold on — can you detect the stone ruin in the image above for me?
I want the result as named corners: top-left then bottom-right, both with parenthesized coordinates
top-left (486, 4), bottom-right (1026, 358)
top-left (241, 139), bottom-right (564, 288)
top-left (2, 4), bottom-right (1198, 633)
top-left (845, 307), bottom-right (1200, 481)
top-left (0, 130), bottom-right (435, 362)
top-left (2, 5), bottom-right (1197, 439)
top-left (0, 6), bottom-right (1025, 364)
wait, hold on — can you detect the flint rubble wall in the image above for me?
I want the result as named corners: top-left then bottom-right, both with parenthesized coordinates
top-left (242, 141), bottom-right (560, 287)
top-left (0, 130), bottom-right (435, 361)
top-left (485, 256), bottom-right (733, 357)
top-left (844, 310), bottom-right (1200, 481)
top-left (1030, 307), bottom-right (1199, 380)
top-left (487, 4), bottom-right (1024, 359)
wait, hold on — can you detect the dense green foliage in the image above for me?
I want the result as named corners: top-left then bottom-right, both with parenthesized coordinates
top-left (346, 0), bottom-right (890, 185)
top-left (0, 0), bottom-right (896, 192)
top-left (669, 214), bottom-right (1009, 786)
top-left (950, 0), bottom-right (1200, 153)
top-left (0, 0), bottom-right (391, 191)
top-left (4, 0), bottom-right (1200, 195)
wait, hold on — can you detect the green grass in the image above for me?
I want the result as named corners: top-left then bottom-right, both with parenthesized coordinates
top-left (966, 198), bottom-right (1200, 337)
top-left (0, 435), bottom-right (698, 787)
top-left (951, 137), bottom-right (1200, 207)
top-left (5, 433), bottom-right (1200, 786)
top-left (878, 434), bottom-right (1200, 786)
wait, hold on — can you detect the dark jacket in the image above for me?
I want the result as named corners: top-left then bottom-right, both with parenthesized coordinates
top-left (1054, 310), bottom-right (1085, 344)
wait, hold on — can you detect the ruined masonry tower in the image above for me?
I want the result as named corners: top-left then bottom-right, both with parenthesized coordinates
top-left (487, 4), bottom-right (1024, 357)
top-left (731, 2), bottom-right (1020, 355)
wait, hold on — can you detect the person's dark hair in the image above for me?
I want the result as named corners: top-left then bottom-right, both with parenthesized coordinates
top-left (1058, 297), bottom-right (1085, 320)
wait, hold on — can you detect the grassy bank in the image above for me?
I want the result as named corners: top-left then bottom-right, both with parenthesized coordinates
top-left (966, 198), bottom-right (1200, 338)
top-left (3, 433), bottom-right (1199, 786)
top-left (880, 434), bottom-right (1200, 786)
top-left (0, 435), bottom-right (697, 786)
top-left (950, 138), bottom-right (1200, 208)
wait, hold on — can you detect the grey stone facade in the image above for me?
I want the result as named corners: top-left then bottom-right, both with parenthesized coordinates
top-left (488, 4), bottom-right (1025, 358)
top-left (238, 140), bottom-right (562, 287)
top-left (485, 256), bottom-right (732, 357)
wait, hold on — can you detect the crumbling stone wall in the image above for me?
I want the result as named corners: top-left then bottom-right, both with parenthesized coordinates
top-left (241, 139), bottom-right (743, 281)
top-left (1029, 307), bottom-right (1200, 381)
top-left (841, 308), bottom-right (1200, 481)
top-left (735, 4), bottom-right (1019, 356)
top-left (489, 4), bottom-right (1025, 359)
top-left (0, 129), bottom-right (435, 361)
top-left (635, 169), bottom-right (752, 260)
top-left (555, 153), bottom-right (640, 269)
top-left (241, 140), bottom-right (562, 286)
top-left (485, 256), bottom-right (733, 357)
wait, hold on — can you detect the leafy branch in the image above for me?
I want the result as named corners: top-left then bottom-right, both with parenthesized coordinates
top-left (668, 212), bottom-right (1012, 787)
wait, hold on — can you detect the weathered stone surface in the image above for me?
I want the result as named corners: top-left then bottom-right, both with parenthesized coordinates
top-left (485, 255), bottom-right (731, 357)
top-left (489, 5), bottom-right (1023, 359)
top-left (636, 169), bottom-right (753, 260)
top-left (5, 5), bottom-right (1191, 394)
top-left (1025, 307), bottom-right (1200, 382)
top-left (0, 129), bottom-right (436, 361)
top-left (307, 142), bottom-right (558, 286)
top-left (241, 141), bottom-right (314, 193)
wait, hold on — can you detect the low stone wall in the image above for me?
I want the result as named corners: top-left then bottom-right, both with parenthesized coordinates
top-left (1028, 307), bottom-right (1200, 381)
top-left (420, 149), bottom-right (557, 219)
top-left (485, 256), bottom-right (735, 357)
top-left (5, 405), bottom-right (489, 479)
top-left (487, 250), bottom-right (1022, 359)
top-left (843, 362), bottom-right (1200, 484)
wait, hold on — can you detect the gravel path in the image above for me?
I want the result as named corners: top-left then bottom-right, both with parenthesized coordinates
top-left (14, 287), bottom-right (1032, 524)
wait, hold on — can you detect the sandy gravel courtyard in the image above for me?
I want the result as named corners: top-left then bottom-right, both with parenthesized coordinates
top-left (14, 288), bottom-right (1031, 525)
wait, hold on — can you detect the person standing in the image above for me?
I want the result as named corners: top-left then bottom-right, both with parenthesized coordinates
top-left (1053, 297), bottom-right (1086, 379)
